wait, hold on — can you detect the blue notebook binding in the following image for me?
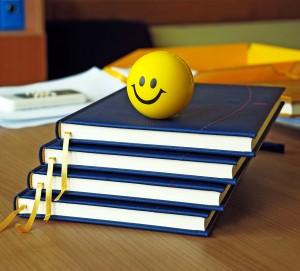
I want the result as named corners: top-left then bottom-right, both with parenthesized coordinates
top-left (28, 163), bottom-right (249, 210)
top-left (42, 138), bottom-right (241, 164)
top-left (56, 83), bottom-right (284, 157)
top-left (41, 100), bottom-right (280, 184)
top-left (39, 138), bottom-right (250, 184)
top-left (14, 189), bottom-right (223, 237)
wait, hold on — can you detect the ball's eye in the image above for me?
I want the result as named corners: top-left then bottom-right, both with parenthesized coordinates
top-left (139, 76), bottom-right (145, 86)
top-left (150, 78), bottom-right (157, 89)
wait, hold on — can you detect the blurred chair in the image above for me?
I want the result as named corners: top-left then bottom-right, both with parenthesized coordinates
top-left (46, 20), bottom-right (153, 79)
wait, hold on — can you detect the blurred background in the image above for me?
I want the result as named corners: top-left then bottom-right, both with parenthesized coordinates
top-left (1, 0), bottom-right (300, 85)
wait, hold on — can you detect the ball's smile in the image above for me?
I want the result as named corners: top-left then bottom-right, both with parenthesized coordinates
top-left (132, 84), bottom-right (166, 105)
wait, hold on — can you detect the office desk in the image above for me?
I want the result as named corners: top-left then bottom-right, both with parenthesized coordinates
top-left (1, 47), bottom-right (300, 269)
top-left (0, 124), bottom-right (300, 270)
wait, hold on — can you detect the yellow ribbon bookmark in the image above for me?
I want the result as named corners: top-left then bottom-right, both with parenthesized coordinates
top-left (44, 157), bottom-right (56, 221)
top-left (55, 131), bottom-right (71, 201)
top-left (103, 66), bottom-right (127, 83)
top-left (16, 183), bottom-right (43, 233)
top-left (0, 205), bottom-right (27, 232)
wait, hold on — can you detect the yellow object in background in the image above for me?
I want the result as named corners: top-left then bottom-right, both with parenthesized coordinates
top-left (126, 51), bottom-right (194, 119)
top-left (112, 43), bottom-right (300, 72)
top-left (248, 43), bottom-right (300, 65)
top-left (110, 43), bottom-right (300, 117)
top-left (110, 43), bottom-right (249, 72)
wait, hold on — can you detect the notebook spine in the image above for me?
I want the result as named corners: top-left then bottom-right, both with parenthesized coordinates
top-left (38, 139), bottom-right (57, 164)
top-left (54, 120), bottom-right (61, 138)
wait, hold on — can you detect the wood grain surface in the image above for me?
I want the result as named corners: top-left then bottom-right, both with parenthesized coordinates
top-left (0, 123), bottom-right (300, 270)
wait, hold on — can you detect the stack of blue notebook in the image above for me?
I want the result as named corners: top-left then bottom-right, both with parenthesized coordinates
top-left (15, 83), bottom-right (284, 236)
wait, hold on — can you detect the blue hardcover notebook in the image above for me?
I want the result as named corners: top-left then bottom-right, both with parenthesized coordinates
top-left (40, 139), bottom-right (249, 183)
top-left (15, 188), bottom-right (222, 237)
top-left (56, 83), bottom-right (284, 156)
top-left (28, 163), bottom-right (248, 210)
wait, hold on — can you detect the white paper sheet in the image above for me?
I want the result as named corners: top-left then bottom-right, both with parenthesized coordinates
top-left (0, 116), bottom-right (62, 129)
top-left (0, 67), bottom-right (125, 128)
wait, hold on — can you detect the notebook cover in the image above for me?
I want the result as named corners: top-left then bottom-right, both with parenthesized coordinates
top-left (30, 164), bottom-right (226, 192)
top-left (39, 138), bottom-right (244, 184)
top-left (68, 138), bottom-right (256, 157)
top-left (39, 140), bottom-right (251, 185)
top-left (14, 189), bottom-right (220, 237)
top-left (62, 100), bottom-right (283, 158)
top-left (56, 83), bottom-right (283, 138)
top-left (28, 162), bottom-right (248, 210)
top-left (41, 138), bottom-right (240, 165)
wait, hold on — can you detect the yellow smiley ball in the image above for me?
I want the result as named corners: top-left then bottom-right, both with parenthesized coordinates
top-left (126, 51), bottom-right (194, 119)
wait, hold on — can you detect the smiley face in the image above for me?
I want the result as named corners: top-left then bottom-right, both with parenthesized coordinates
top-left (132, 76), bottom-right (166, 104)
top-left (127, 51), bottom-right (194, 119)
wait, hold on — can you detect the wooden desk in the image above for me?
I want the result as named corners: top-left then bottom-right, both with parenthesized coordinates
top-left (1, 47), bottom-right (300, 269)
top-left (0, 124), bottom-right (300, 270)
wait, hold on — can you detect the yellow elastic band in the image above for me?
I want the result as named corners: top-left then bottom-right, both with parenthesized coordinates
top-left (271, 64), bottom-right (300, 80)
top-left (44, 157), bottom-right (56, 221)
top-left (0, 205), bottom-right (27, 232)
top-left (103, 66), bottom-right (127, 83)
top-left (55, 131), bottom-right (71, 201)
top-left (15, 183), bottom-right (43, 233)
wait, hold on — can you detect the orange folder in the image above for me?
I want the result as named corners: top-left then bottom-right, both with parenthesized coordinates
top-left (109, 43), bottom-right (300, 116)
top-left (109, 43), bottom-right (300, 84)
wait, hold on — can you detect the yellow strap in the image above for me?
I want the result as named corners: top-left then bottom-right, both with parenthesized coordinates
top-left (44, 157), bottom-right (56, 221)
top-left (0, 205), bottom-right (27, 232)
top-left (103, 66), bottom-right (127, 83)
top-left (55, 131), bottom-right (71, 201)
top-left (15, 183), bottom-right (43, 233)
